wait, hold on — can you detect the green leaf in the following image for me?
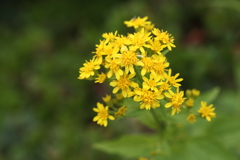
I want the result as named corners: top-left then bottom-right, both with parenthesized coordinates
top-left (209, 0), bottom-right (240, 13)
top-left (152, 137), bottom-right (238, 160)
top-left (207, 116), bottom-right (240, 149)
top-left (198, 87), bottom-right (220, 104)
top-left (93, 134), bottom-right (159, 158)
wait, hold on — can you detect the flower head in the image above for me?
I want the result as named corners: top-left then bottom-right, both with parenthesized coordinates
top-left (105, 58), bottom-right (123, 79)
top-left (95, 72), bottom-right (106, 83)
top-left (187, 114), bottom-right (196, 123)
top-left (142, 73), bottom-right (162, 92)
top-left (78, 59), bottom-right (100, 79)
top-left (185, 98), bottom-right (194, 107)
top-left (102, 94), bottom-right (111, 103)
top-left (165, 69), bottom-right (183, 87)
top-left (198, 101), bottom-right (216, 121)
top-left (165, 89), bottom-right (186, 115)
top-left (115, 49), bottom-right (142, 74)
top-left (114, 106), bottom-right (127, 118)
top-left (134, 89), bottom-right (164, 110)
top-left (192, 89), bottom-right (200, 97)
top-left (149, 38), bottom-right (164, 54)
top-left (93, 103), bottom-right (115, 127)
top-left (128, 28), bottom-right (151, 53)
top-left (110, 73), bottom-right (138, 97)
top-left (186, 89), bottom-right (200, 98)
top-left (139, 56), bottom-right (154, 76)
top-left (152, 54), bottom-right (169, 77)
top-left (124, 16), bottom-right (151, 29)
top-left (152, 28), bottom-right (176, 51)
top-left (102, 31), bottom-right (118, 43)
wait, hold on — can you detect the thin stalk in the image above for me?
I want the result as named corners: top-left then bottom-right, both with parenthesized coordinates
top-left (162, 49), bottom-right (170, 56)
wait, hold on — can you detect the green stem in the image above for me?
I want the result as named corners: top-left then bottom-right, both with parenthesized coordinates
top-left (150, 109), bottom-right (166, 132)
top-left (134, 65), bottom-right (166, 134)
top-left (162, 49), bottom-right (170, 56)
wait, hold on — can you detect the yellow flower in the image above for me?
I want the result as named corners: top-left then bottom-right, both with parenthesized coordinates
top-left (186, 89), bottom-right (200, 98)
top-left (192, 89), bottom-right (200, 97)
top-left (105, 58), bottom-right (123, 79)
top-left (128, 28), bottom-right (151, 53)
top-left (78, 59), bottom-right (100, 79)
top-left (144, 23), bottom-right (155, 31)
top-left (102, 31), bottom-right (118, 43)
top-left (134, 89), bottom-right (164, 110)
top-left (139, 56), bottom-right (154, 76)
top-left (152, 28), bottom-right (176, 51)
top-left (185, 98), bottom-right (194, 107)
top-left (148, 38), bottom-right (164, 54)
top-left (158, 81), bottom-right (171, 92)
top-left (115, 49), bottom-right (142, 74)
top-left (114, 106), bottom-right (127, 118)
top-left (102, 94), bottom-right (111, 103)
top-left (186, 89), bottom-right (192, 97)
top-left (116, 93), bottom-right (124, 100)
top-left (139, 158), bottom-right (149, 160)
top-left (152, 54), bottom-right (169, 77)
top-left (113, 35), bottom-right (131, 52)
top-left (187, 114), bottom-right (196, 123)
top-left (127, 87), bottom-right (142, 98)
top-left (92, 40), bottom-right (106, 64)
top-left (95, 72), bottom-right (106, 83)
top-left (124, 16), bottom-right (151, 29)
top-left (142, 73), bottom-right (162, 92)
top-left (110, 73), bottom-right (138, 97)
top-left (165, 69), bottom-right (183, 87)
top-left (165, 89), bottom-right (186, 115)
top-left (93, 103), bottom-right (115, 127)
top-left (198, 101), bottom-right (216, 121)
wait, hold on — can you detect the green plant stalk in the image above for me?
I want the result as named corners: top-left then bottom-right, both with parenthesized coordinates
top-left (134, 65), bottom-right (167, 136)
top-left (162, 49), bottom-right (170, 56)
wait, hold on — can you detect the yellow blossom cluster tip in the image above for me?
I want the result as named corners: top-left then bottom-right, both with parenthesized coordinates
top-left (78, 16), bottom-right (215, 126)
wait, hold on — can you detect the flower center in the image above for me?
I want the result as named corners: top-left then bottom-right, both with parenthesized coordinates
top-left (98, 110), bottom-right (108, 120)
top-left (118, 77), bottom-right (130, 89)
top-left (122, 51), bottom-right (138, 66)
top-left (172, 94), bottom-right (184, 108)
top-left (142, 90), bottom-right (156, 104)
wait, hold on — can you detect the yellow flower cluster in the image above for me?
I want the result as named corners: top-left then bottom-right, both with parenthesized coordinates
top-left (78, 16), bottom-right (216, 126)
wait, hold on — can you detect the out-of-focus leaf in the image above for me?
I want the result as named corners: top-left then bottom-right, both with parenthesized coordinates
top-left (93, 134), bottom-right (159, 158)
top-left (207, 116), bottom-right (240, 149)
top-left (152, 138), bottom-right (238, 160)
top-left (209, 0), bottom-right (240, 13)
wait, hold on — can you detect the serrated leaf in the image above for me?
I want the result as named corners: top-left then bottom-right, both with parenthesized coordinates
top-left (93, 134), bottom-right (159, 158)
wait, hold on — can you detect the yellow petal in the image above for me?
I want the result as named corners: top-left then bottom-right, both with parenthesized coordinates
top-left (141, 69), bottom-right (146, 76)
top-left (93, 116), bottom-right (99, 122)
top-left (93, 108), bottom-right (99, 112)
top-left (165, 103), bottom-right (172, 108)
top-left (103, 120), bottom-right (108, 127)
top-left (108, 115), bottom-right (115, 120)
top-left (113, 87), bottom-right (120, 93)
top-left (165, 92), bottom-right (172, 98)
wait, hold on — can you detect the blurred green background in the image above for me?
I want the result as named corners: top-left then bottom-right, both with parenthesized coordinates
top-left (0, 0), bottom-right (240, 159)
